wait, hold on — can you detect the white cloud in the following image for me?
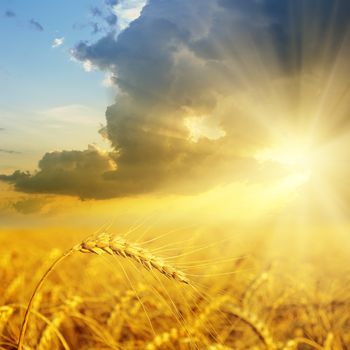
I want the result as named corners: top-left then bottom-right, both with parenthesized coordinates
top-left (83, 59), bottom-right (94, 72)
top-left (113, 0), bottom-right (147, 31)
top-left (52, 37), bottom-right (64, 48)
top-left (102, 73), bottom-right (114, 87)
top-left (37, 104), bottom-right (103, 126)
top-left (184, 115), bottom-right (226, 143)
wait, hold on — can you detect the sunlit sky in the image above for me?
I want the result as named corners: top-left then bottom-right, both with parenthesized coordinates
top-left (1, 0), bottom-right (350, 245)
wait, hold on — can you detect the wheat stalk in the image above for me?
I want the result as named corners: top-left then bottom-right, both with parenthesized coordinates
top-left (242, 271), bottom-right (269, 308)
top-left (194, 296), bottom-right (277, 350)
top-left (26, 291), bottom-right (43, 348)
top-left (282, 337), bottom-right (324, 350)
top-left (37, 296), bottom-right (82, 350)
top-left (17, 232), bottom-right (189, 350)
top-left (146, 294), bottom-right (274, 350)
top-left (323, 332), bottom-right (334, 350)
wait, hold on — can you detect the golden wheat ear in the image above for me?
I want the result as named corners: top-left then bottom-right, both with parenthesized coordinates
top-left (17, 232), bottom-right (190, 350)
top-left (76, 232), bottom-right (190, 284)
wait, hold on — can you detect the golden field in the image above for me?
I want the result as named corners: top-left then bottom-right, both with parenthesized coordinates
top-left (0, 225), bottom-right (349, 350)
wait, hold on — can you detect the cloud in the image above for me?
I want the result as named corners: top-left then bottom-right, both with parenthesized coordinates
top-left (0, 149), bottom-right (21, 154)
top-left (12, 197), bottom-right (49, 215)
top-left (105, 14), bottom-right (117, 26)
top-left (112, 0), bottom-right (147, 30)
top-left (29, 19), bottom-right (44, 31)
top-left (73, 4), bottom-right (118, 36)
top-left (105, 0), bottom-right (119, 6)
top-left (3, 0), bottom-right (350, 200)
top-left (37, 104), bottom-right (102, 125)
top-left (102, 73), bottom-right (116, 87)
top-left (90, 22), bottom-right (102, 35)
top-left (5, 10), bottom-right (16, 18)
top-left (91, 7), bottom-right (103, 17)
top-left (82, 59), bottom-right (95, 72)
top-left (0, 146), bottom-right (119, 199)
top-left (0, 170), bottom-right (30, 183)
top-left (52, 37), bottom-right (64, 48)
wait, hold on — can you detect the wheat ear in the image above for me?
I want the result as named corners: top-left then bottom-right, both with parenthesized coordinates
top-left (222, 302), bottom-right (277, 350)
top-left (37, 296), bottom-right (82, 350)
top-left (107, 283), bottom-right (146, 340)
top-left (0, 306), bottom-right (14, 336)
top-left (146, 327), bottom-right (182, 350)
top-left (207, 344), bottom-right (233, 350)
top-left (76, 232), bottom-right (189, 284)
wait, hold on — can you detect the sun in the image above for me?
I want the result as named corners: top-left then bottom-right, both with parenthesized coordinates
top-left (255, 138), bottom-right (315, 190)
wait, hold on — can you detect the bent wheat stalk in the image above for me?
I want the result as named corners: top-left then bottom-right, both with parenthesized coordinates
top-left (222, 301), bottom-right (277, 350)
top-left (193, 295), bottom-right (276, 350)
top-left (17, 249), bottom-right (74, 350)
top-left (17, 232), bottom-right (189, 350)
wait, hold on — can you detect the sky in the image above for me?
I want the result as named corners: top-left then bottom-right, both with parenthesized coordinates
top-left (1, 0), bottom-right (350, 243)
top-left (0, 0), bottom-right (127, 173)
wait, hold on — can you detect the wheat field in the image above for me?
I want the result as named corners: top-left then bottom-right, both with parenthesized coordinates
top-left (0, 226), bottom-right (348, 350)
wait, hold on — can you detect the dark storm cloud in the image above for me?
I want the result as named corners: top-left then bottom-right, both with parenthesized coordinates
top-left (29, 19), bottom-right (44, 31)
top-left (4, 10), bottom-right (16, 18)
top-left (0, 146), bottom-right (118, 199)
top-left (193, 0), bottom-right (350, 73)
top-left (2, 0), bottom-right (350, 199)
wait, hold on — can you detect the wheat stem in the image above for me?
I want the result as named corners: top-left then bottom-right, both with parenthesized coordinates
top-left (17, 249), bottom-right (75, 350)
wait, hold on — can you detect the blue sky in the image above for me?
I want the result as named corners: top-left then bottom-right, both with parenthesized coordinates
top-left (0, 0), bottom-right (120, 172)
top-left (0, 0), bottom-right (111, 109)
